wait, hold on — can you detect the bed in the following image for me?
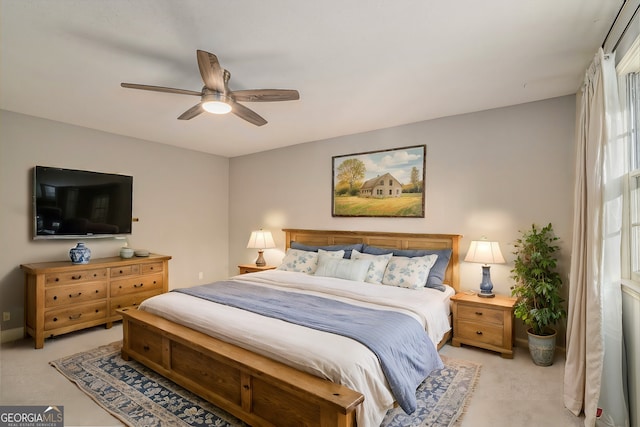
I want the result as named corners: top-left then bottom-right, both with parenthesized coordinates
top-left (119, 229), bottom-right (461, 427)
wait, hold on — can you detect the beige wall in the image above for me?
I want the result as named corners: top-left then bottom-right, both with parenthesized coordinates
top-left (0, 110), bottom-right (230, 333)
top-left (0, 95), bottom-right (577, 344)
top-left (229, 95), bottom-right (576, 343)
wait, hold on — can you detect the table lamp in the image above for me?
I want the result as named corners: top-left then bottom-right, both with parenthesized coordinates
top-left (464, 239), bottom-right (505, 298)
top-left (246, 229), bottom-right (276, 267)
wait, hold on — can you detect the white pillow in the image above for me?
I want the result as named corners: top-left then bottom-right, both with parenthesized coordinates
top-left (314, 255), bottom-right (372, 282)
top-left (277, 248), bottom-right (344, 274)
top-left (382, 254), bottom-right (438, 289)
top-left (350, 249), bottom-right (393, 284)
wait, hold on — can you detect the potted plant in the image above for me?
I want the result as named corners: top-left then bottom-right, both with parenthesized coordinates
top-left (510, 223), bottom-right (567, 366)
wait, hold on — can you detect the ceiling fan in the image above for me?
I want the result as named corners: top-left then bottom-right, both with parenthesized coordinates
top-left (121, 50), bottom-right (299, 126)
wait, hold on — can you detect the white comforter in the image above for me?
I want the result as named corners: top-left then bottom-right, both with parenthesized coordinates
top-left (139, 270), bottom-right (453, 427)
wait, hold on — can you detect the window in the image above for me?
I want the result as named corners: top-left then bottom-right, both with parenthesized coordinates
top-left (627, 72), bottom-right (640, 282)
top-left (631, 172), bottom-right (640, 280)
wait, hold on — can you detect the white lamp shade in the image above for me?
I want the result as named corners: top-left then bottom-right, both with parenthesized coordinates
top-left (464, 240), bottom-right (505, 264)
top-left (246, 230), bottom-right (276, 249)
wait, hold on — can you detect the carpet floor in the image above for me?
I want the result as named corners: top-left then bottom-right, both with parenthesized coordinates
top-left (50, 342), bottom-right (480, 427)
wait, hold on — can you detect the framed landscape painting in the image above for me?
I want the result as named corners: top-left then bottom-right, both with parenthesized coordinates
top-left (332, 145), bottom-right (426, 217)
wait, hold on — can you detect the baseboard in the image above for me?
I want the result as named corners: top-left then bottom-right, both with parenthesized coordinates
top-left (1, 327), bottom-right (24, 344)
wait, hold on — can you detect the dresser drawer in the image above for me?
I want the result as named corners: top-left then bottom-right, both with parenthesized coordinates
top-left (457, 304), bottom-right (504, 325)
top-left (111, 273), bottom-right (163, 297)
top-left (110, 264), bottom-right (141, 278)
top-left (45, 282), bottom-right (107, 308)
top-left (44, 301), bottom-right (107, 330)
top-left (456, 319), bottom-right (504, 347)
top-left (45, 268), bottom-right (108, 286)
top-left (141, 262), bottom-right (163, 274)
top-left (110, 291), bottom-right (162, 317)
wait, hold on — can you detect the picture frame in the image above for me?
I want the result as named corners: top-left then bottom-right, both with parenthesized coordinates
top-left (332, 145), bottom-right (426, 217)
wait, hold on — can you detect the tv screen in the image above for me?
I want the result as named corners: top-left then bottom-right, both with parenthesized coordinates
top-left (33, 166), bottom-right (133, 239)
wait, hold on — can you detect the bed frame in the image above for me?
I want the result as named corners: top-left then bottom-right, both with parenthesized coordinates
top-left (120, 229), bottom-right (461, 427)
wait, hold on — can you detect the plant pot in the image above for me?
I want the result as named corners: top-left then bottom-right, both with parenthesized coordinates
top-left (527, 327), bottom-right (557, 366)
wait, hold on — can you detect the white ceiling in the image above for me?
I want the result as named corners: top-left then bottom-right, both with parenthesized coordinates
top-left (0, 1), bottom-right (623, 158)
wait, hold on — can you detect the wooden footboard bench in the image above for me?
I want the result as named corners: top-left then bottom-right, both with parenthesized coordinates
top-left (119, 307), bottom-right (364, 427)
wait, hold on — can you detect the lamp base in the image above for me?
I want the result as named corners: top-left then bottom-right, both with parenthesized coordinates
top-left (477, 291), bottom-right (496, 298)
top-left (254, 250), bottom-right (266, 267)
top-left (478, 265), bottom-right (496, 298)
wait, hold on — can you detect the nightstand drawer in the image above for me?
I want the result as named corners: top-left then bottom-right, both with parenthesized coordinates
top-left (457, 304), bottom-right (504, 325)
top-left (456, 319), bottom-right (504, 347)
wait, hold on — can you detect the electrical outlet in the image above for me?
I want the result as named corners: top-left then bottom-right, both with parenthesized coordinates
top-left (2, 312), bottom-right (10, 321)
top-left (198, 272), bottom-right (204, 280)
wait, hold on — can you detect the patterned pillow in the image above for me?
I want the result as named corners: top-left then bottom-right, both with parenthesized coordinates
top-left (361, 245), bottom-right (452, 290)
top-left (382, 254), bottom-right (438, 289)
top-left (277, 248), bottom-right (344, 274)
top-left (350, 250), bottom-right (393, 284)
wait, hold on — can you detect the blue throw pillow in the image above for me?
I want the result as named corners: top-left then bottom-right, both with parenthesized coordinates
top-left (290, 242), bottom-right (363, 259)
top-left (361, 244), bottom-right (452, 291)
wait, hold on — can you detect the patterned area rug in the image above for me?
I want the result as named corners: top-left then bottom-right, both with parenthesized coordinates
top-left (50, 342), bottom-right (480, 427)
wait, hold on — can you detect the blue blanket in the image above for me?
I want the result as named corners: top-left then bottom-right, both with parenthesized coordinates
top-left (175, 281), bottom-right (443, 414)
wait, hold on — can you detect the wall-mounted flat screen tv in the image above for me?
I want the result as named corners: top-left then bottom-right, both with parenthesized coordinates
top-left (33, 166), bottom-right (133, 239)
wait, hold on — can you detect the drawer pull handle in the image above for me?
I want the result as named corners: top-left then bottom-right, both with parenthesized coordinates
top-left (69, 292), bottom-right (82, 298)
top-left (134, 283), bottom-right (144, 288)
top-left (475, 311), bottom-right (483, 315)
top-left (53, 317), bottom-right (58, 322)
top-left (143, 345), bottom-right (150, 351)
top-left (119, 270), bottom-right (123, 274)
top-left (53, 296), bottom-right (58, 300)
top-left (71, 275), bottom-right (82, 280)
top-left (55, 278), bottom-right (60, 282)
top-left (69, 314), bottom-right (82, 320)
top-left (476, 331), bottom-right (483, 335)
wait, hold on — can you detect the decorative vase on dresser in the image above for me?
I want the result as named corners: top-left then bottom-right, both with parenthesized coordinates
top-left (21, 253), bottom-right (171, 349)
top-left (69, 242), bottom-right (91, 264)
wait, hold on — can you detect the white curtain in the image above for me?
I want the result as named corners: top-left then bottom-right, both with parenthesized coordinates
top-left (564, 48), bottom-right (629, 427)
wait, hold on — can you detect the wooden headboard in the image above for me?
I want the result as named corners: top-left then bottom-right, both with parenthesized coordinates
top-left (283, 229), bottom-right (462, 291)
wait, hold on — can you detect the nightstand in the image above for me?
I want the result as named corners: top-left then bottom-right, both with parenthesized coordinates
top-left (238, 264), bottom-right (277, 274)
top-left (451, 292), bottom-right (517, 358)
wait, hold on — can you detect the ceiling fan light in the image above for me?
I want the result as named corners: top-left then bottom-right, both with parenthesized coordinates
top-left (202, 100), bottom-right (232, 114)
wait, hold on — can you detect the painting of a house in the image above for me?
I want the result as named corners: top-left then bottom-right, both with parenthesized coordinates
top-left (360, 173), bottom-right (403, 198)
top-left (332, 145), bottom-right (425, 217)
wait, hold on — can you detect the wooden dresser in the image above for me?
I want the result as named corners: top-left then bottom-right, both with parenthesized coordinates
top-left (21, 254), bottom-right (171, 349)
top-left (451, 292), bottom-right (516, 358)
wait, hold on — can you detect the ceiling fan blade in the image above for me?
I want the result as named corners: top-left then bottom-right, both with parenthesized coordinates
top-left (121, 83), bottom-right (201, 96)
top-left (177, 103), bottom-right (204, 120)
top-left (232, 89), bottom-right (300, 102)
top-left (196, 50), bottom-right (225, 92)
top-left (230, 101), bottom-right (267, 126)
